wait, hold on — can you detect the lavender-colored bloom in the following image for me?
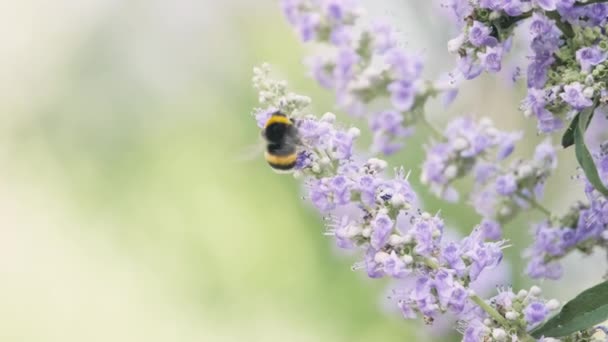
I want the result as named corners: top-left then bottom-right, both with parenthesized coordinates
top-left (371, 21), bottom-right (396, 54)
top-left (576, 46), bottom-right (607, 73)
top-left (388, 80), bottom-right (416, 111)
top-left (385, 48), bottom-right (424, 81)
top-left (369, 110), bottom-right (413, 155)
top-left (533, 0), bottom-right (556, 11)
top-left (421, 117), bottom-right (521, 202)
top-left (480, 219), bottom-right (502, 240)
top-left (477, 46), bottom-right (503, 73)
top-left (458, 55), bottom-right (483, 80)
top-left (495, 174), bottom-right (518, 196)
top-left (384, 251), bottom-right (408, 278)
top-left (371, 212), bottom-right (393, 249)
top-left (561, 82), bottom-right (593, 109)
top-left (468, 21), bottom-right (496, 47)
top-left (524, 301), bottom-right (549, 326)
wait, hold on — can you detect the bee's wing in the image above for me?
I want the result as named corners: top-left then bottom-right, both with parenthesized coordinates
top-left (233, 143), bottom-right (265, 163)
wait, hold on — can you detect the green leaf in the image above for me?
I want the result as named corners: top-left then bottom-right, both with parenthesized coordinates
top-left (573, 105), bottom-right (608, 197)
top-left (531, 280), bottom-right (608, 338)
top-left (561, 113), bottom-right (578, 148)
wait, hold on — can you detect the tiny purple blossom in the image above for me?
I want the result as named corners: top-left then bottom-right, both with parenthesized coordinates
top-left (561, 82), bottom-right (593, 109)
top-left (477, 46), bottom-right (503, 73)
top-left (371, 213), bottom-right (393, 249)
top-left (468, 21), bottom-right (497, 47)
top-left (576, 46), bottom-right (607, 73)
top-left (524, 301), bottom-right (549, 326)
top-left (495, 174), bottom-right (518, 196)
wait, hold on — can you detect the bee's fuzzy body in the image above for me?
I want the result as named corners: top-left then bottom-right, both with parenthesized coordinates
top-left (262, 112), bottom-right (299, 172)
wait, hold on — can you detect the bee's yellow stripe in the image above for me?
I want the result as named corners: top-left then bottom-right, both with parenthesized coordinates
top-left (265, 152), bottom-right (297, 166)
top-left (264, 114), bottom-right (292, 127)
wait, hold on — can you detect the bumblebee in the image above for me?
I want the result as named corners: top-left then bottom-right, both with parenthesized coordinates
top-left (261, 111), bottom-right (299, 172)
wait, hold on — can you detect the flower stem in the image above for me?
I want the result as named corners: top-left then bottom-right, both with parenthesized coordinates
top-left (417, 110), bottom-right (443, 140)
top-left (527, 197), bottom-right (552, 218)
top-left (575, 0), bottom-right (608, 6)
top-left (469, 294), bottom-right (509, 327)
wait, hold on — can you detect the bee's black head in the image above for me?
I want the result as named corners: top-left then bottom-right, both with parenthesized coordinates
top-left (263, 122), bottom-right (288, 143)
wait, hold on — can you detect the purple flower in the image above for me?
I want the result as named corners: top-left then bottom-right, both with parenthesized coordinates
top-left (384, 251), bottom-right (408, 278)
top-left (458, 55), bottom-right (483, 80)
top-left (388, 80), bottom-right (416, 111)
top-left (371, 21), bottom-right (396, 54)
top-left (524, 301), bottom-right (549, 326)
top-left (480, 219), bottom-right (502, 240)
top-left (371, 212), bottom-right (393, 249)
top-left (468, 21), bottom-right (497, 47)
top-left (477, 46), bottom-right (503, 73)
top-left (533, 0), bottom-right (556, 11)
top-left (560, 82), bottom-right (593, 109)
top-left (495, 174), bottom-right (518, 196)
top-left (576, 46), bottom-right (607, 73)
top-left (385, 49), bottom-right (424, 80)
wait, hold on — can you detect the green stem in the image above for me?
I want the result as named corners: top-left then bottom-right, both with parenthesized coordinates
top-left (575, 0), bottom-right (608, 6)
top-left (545, 11), bottom-right (575, 39)
top-left (469, 294), bottom-right (509, 327)
top-left (417, 110), bottom-right (443, 140)
top-left (527, 197), bottom-right (552, 218)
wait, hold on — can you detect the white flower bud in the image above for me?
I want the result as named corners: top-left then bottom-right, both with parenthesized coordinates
top-left (390, 193), bottom-right (406, 207)
top-left (321, 112), bottom-right (336, 123)
top-left (499, 206), bottom-right (512, 217)
top-left (402, 233), bottom-right (413, 244)
top-left (348, 127), bottom-right (361, 137)
top-left (361, 228), bottom-right (371, 238)
top-left (546, 299), bottom-right (560, 310)
top-left (486, 127), bottom-right (499, 138)
top-left (346, 225), bottom-right (362, 238)
top-left (583, 86), bottom-right (595, 99)
top-left (517, 290), bottom-right (528, 299)
top-left (447, 33), bottom-right (465, 53)
top-left (374, 251), bottom-right (390, 263)
top-left (505, 311), bottom-right (518, 320)
top-left (444, 164), bottom-right (458, 180)
top-left (432, 228), bottom-right (441, 238)
top-left (320, 156), bottom-right (331, 166)
top-left (312, 164), bottom-right (321, 173)
top-left (530, 286), bottom-right (542, 296)
top-left (402, 254), bottom-right (413, 264)
top-left (523, 108), bottom-right (533, 118)
top-left (421, 212), bottom-right (432, 220)
top-left (389, 234), bottom-right (404, 246)
top-left (585, 74), bottom-right (595, 86)
top-left (483, 318), bottom-right (493, 327)
top-left (453, 137), bottom-right (469, 151)
top-left (517, 164), bottom-right (533, 178)
top-left (420, 172), bottom-right (429, 185)
top-left (480, 117), bottom-right (493, 128)
top-left (492, 328), bottom-right (507, 341)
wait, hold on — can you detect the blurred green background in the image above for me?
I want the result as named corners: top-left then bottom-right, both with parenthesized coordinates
top-left (0, 1), bottom-right (602, 341)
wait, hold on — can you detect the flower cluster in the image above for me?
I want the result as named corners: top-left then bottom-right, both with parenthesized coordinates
top-left (250, 67), bottom-right (569, 341)
top-left (526, 156), bottom-right (608, 280)
top-left (249, 0), bottom-right (608, 340)
top-left (421, 116), bottom-right (522, 202)
top-left (470, 140), bottom-right (557, 225)
top-left (281, 0), bottom-right (457, 154)
top-left (420, 116), bottom-right (556, 238)
top-left (459, 285), bottom-right (560, 342)
top-left (445, 1), bottom-right (608, 134)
